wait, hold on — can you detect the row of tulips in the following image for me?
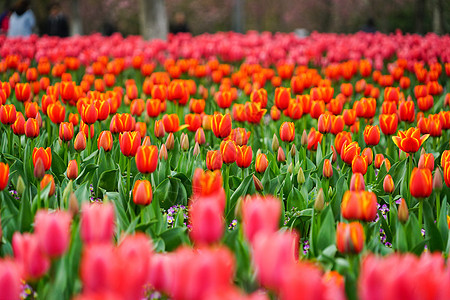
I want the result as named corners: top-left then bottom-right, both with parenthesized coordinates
top-left (0, 31), bottom-right (449, 299)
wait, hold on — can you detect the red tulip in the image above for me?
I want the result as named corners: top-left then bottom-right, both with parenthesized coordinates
top-left (33, 147), bottom-right (52, 171)
top-left (135, 145), bottom-right (158, 174)
top-left (280, 122), bottom-right (295, 143)
top-left (0, 162), bottom-right (9, 191)
top-left (212, 113), bottom-right (232, 138)
top-left (206, 150), bottom-right (223, 171)
top-left (410, 167), bottom-right (432, 199)
top-left (336, 222), bottom-right (365, 254)
top-left (341, 190), bottom-right (377, 222)
top-left (119, 131), bottom-right (141, 157)
top-left (132, 180), bottom-right (153, 206)
top-left (236, 145), bottom-right (252, 169)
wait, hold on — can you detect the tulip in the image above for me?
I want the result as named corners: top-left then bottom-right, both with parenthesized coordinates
top-left (132, 180), bottom-right (153, 206)
top-left (0, 259), bottom-right (21, 300)
top-left (95, 99), bottom-right (110, 121)
top-left (33, 147), bottom-right (52, 171)
top-left (297, 167), bottom-right (305, 185)
top-left (310, 100), bottom-right (326, 119)
top-left (343, 108), bottom-right (356, 126)
top-left (398, 100), bottom-right (415, 123)
top-left (119, 131), bottom-right (141, 157)
top-left (229, 127), bottom-right (250, 146)
top-left (159, 144), bottom-right (168, 161)
top-left (0, 163), bottom-right (9, 191)
top-left (323, 159), bottom-right (333, 178)
top-left (418, 153), bottom-right (434, 172)
top-left (191, 168), bottom-right (225, 205)
top-left (189, 98), bottom-right (205, 114)
top-left (232, 103), bottom-right (247, 122)
top-left (410, 167), bottom-right (432, 199)
top-left (165, 132), bottom-right (174, 150)
top-left (252, 231), bottom-right (298, 290)
top-left (97, 131), bottom-right (113, 152)
top-left (135, 145), bottom-right (158, 174)
top-left (34, 210), bottom-right (71, 257)
top-left (280, 122), bottom-right (295, 143)
top-left (11, 112), bottom-right (25, 136)
top-left (393, 128), bottom-right (429, 154)
top-left (12, 233), bottom-right (50, 280)
top-left (110, 113), bottom-right (134, 133)
top-left (24, 118), bottom-right (39, 139)
top-left (314, 188), bottom-right (325, 211)
top-left (212, 113), bottom-right (232, 138)
top-left (274, 87), bottom-right (290, 110)
top-left (74, 132), bottom-right (87, 152)
top-left (40, 174), bottom-right (56, 196)
top-left (80, 243), bottom-right (115, 293)
top-left (81, 103), bottom-right (98, 125)
top-left (336, 222), bottom-right (365, 254)
top-left (236, 145), bottom-right (253, 169)
top-left (379, 114), bottom-right (398, 135)
top-left (318, 113), bottom-right (332, 134)
top-left (220, 140), bottom-right (237, 164)
top-left (434, 167), bottom-right (443, 191)
top-left (130, 98), bottom-right (145, 117)
top-left (383, 175), bottom-right (394, 193)
top-left (206, 150), bottom-right (223, 171)
top-left (67, 160), bottom-right (78, 180)
top-left (48, 101), bottom-right (66, 124)
top-left (59, 122), bottom-right (74, 142)
top-left (341, 141), bottom-right (361, 165)
top-left (215, 90), bottom-right (233, 109)
top-left (184, 113), bottom-right (202, 132)
top-left (154, 119), bottom-right (165, 138)
top-left (398, 198), bottom-right (409, 223)
top-left (80, 202), bottom-right (115, 245)
top-left (0, 104), bottom-right (16, 125)
top-left (245, 102), bottom-right (266, 124)
top-left (24, 102), bottom-right (39, 119)
top-left (374, 153), bottom-right (385, 169)
top-left (307, 127), bottom-right (323, 151)
top-left (34, 158), bottom-right (46, 179)
top-left (180, 133), bottom-right (189, 151)
top-left (162, 114), bottom-right (179, 133)
top-left (255, 153), bottom-right (268, 173)
top-left (341, 190), bottom-right (377, 222)
top-left (189, 199), bottom-right (224, 245)
top-left (194, 128), bottom-right (205, 145)
top-left (270, 105), bottom-right (281, 121)
top-left (241, 195), bottom-right (281, 243)
top-left (361, 147), bottom-right (373, 166)
top-left (363, 125), bottom-right (380, 146)
top-left (350, 172), bottom-right (365, 191)
top-left (352, 155), bottom-right (368, 175)
top-left (15, 82), bottom-right (31, 102)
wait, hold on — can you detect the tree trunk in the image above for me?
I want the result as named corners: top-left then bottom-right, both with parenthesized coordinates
top-left (232, 0), bottom-right (245, 33)
top-left (139, 0), bottom-right (168, 40)
top-left (432, 0), bottom-right (442, 34)
top-left (416, 0), bottom-right (426, 34)
top-left (70, 0), bottom-right (83, 36)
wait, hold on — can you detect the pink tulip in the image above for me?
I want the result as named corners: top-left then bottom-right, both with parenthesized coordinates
top-left (34, 210), bottom-right (72, 257)
top-left (80, 243), bottom-right (115, 293)
top-left (80, 202), bottom-right (115, 245)
top-left (0, 259), bottom-right (21, 300)
top-left (12, 233), bottom-right (50, 280)
top-left (189, 199), bottom-right (224, 245)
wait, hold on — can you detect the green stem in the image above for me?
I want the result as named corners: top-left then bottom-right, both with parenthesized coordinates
top-left (37, 184), bottom-right (41, 210)
top-left (87, 125), bottom-right (91, 155)
top-left (241, 167), bottom-right (245, 181)
top-left (7, 128), bottom-right (12, 154)
top-left (224, 164), bottom-right (231, 214)
top-left (389, 193), bottom-right (394, 226)
top-left (436, 192), bottom-right (441, 223)
top-left (407, 155), bottom-right (412, 208)
top-left (127, 156), bottom-right (131, 201)
top-left (418, 200), bottom-right (423, 227)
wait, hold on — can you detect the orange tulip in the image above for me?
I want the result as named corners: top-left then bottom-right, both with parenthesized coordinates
top-left (379, 114), bottom-right (398, 135)
top-left (336, 222), bottom-right (365, 254)
top-left (135, 145), bottom-right (158, 174)
top-left (59, 122), bottom-right (74, 142)
top-left (323, 159), bottom-right (333, 178)
top-left (132, 180), bottom-right (153, 206)
top-left (184, 114), bottom-right (202, 132)
top-left (318, 113), bottom-right (331, 134)
top-left (97, 131), bottom-right (113, 152)
top-left (146, 98), bottom-right (161, 118)
top-left (81, 103), bottom-right (98, 125)
top-left (398, 100), bottom-right (415, 123)
top-left (307, 128), bottom-right (323, 151)
top-left (274, 87), bottom-right (290, 110)
top-left (341, 141), bottom-right (361, 165)
top-left (220, 140), bottom-right (237, 164)
top-left (206, 150), bottom-right (223, 171)
top-left (12, 112), bottom-right (25, 136)
top-left (418, 153), bottom-right (434, 172)
top-left (24, 118), bottom-right (39, 139)
top-left (352, 156), bottom-right (368, 175)
top-left (280, 122), bottom-right (295, 143)
top-left (212, 113), bottom-right (232, 139)
top-left (40, 174), bottom-right (55, 196)
top-left (410, 167), bottom-right (432, 199)
top-left (0, 162), bottom-right (9, 190)
top-left (383, 174), bottom-right (394, 193)
top-left (119, 131), bottom-right (141, 157)
top-left (363, 125), bottom-right (380, 146)
top-left (255, 153), bottom-right (268, 173)
top-left (341, 190), bottom-right (378, 222)
top-left (67, 160), bottom-right (78, 180)
top-left (0, 104), bottom-right (16, 125)
top-left (392, 128), bottom-right (429, 154)
top-left (162, 114), bottom-right (179, 133)
top-left (15, 83), bottom-right (31, 102)
top-left (236, 145), bottom-right (253, 169)
top-left (33, 147), bottom-right (52, 171)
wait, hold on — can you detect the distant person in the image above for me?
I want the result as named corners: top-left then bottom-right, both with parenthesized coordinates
top-left (361, 18), bottom-right (377, 33)
top-left (170, 12), bottom-right (190, 34)
top-left (8, 0), bottom-right (35, 37)
top-left (0, 8), bottom-right (12, 35)
top-left (46, 2), bottom-right (69, 37)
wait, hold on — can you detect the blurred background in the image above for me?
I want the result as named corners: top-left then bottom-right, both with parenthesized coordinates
top-left (0, 0), bottom-right (449, 38)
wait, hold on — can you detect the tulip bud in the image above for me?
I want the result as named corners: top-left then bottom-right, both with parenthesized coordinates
top-left (277, 147), bottom-right (286, 162)
top-left (253, 174), bottom-right (263, 191)
top-left (193, 142), bottom-right (200, 157)
top-left (398, 198), bottom-right (409, 223)
top-left (314, 188), bottom-right (325, 212)
top-left (323, 159), bottom-right (333, 178)
top-left (297, 167), bottom-right (305, 185)
top-left (272, 134), bottom-right (279, 153)
top-left (256, 148), bottom-right (262, 157)
top-left (69, 192), bottom-right (79, 216)
top-left (301, 129), bottom-right (308, 146)
top-left (165, 132), bottom-right (174, 150)
top-left (16, 176), bottom-right (25, 196)
top-left (287, 162), bottom-right (293, 174)
top-left (180, 133), bottom-right (189, 151)
top-left (433, 168), bottom-right (443, 192)
top-left (67, 160), bottom-right (78, 180)
top-left (159, 144), bottom-right (168, 160)
top-left (40, 174), bottom-right (56, 196)
top-left (331, 145), bottom-right (337, 163)
top-left (420, 147), bottom-right (426, 156)
top-left (350, 173), bottom-right (365, 191)
top-left (74, 132), bottom-right (86, 152)
top-left (383, 175), bottom-right (394, 194)
top-left (34, 158), bottom-right (46, 179)
top-left (290, 144), bottom-right (296, 157)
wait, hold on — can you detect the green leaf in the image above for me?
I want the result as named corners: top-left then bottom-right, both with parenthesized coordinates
top-left (159, 227), bottom-right (188, 251)
top-left (423, 201), bottom-right (444, 252)
top-left (394, 222), bottom-right (408, 252)
top-left (438, 197), bottom-right (448, 250)
top-left (18, 189), bottom-right (33, 232)
top-left (75, 163), bottom-right (98, 185)
top-left (98, 169), bottom-right (119, 192)
top-left (226, 174), bottom-right (253, 222)
top-left (51, 150), bottom-right (66, 181)
top-left (286, 188), bottom-right (304, 211)
top-left (316, 207), bottom-right (336, 252)
top-left (153, 177), bottom-right (187, 210)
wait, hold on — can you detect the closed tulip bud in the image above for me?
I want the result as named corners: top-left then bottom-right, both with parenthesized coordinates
top-left (206, 150), bottom-right (223, 171)
top-left (433, 168), bottom-right (443, 191)
top-left (280, 122), bottom-right (295, 143)
top-left (154, 120), bottom-right (165, 138)
top-left (40, 174), bottom-right (55, 196)
top-left (410, 167), bottom-right (432, 199)
top-left (297, 167), bottom-right (305, 184)
top-left (34, 158), bottom-right (46, 179)
top-left (272, 134), bottom-right (279, 152)
top-left (119, 131), bottom-right (141, 157)
top-left (35, 210), bottom-right (71, 257)
top-left (336, 222), bottom-right (365, 254)
top-left (165, 132), bottom-right (174, 150)
top-left (314, 189), bottom-right (325, 211)
top-left (16, 175), bottom-right (25, 195)
top-left (290, 143), bottom-right (296, 157)
top-left (194, 128), bottom-right (205, 145)
top-left (398, 198), bottom-right (409, 223)
top-left (132, 180), bottom-right (153, 206)
top-left (323, 159), bottom-right (333, 178)
top-left (331, 145), bottom-right (337, 163)
top-left (220, 140), bottom-right (238, 164)
top-left (24, 118), bottom-right (39, 138)
top-left (277, 147), bottom-right (286, 162)
top-left (180, 133), bottom-right (189, 151)
top-left (69, 192), bottom-right (79, 216)
top-left (418, 153), bottom-right (434, 172)
top-left (301, 129), bottom-right (308, 146)
top-left (97, 130), bottom-right (113, 152)
top-left (189, 199), bottom-right (224, 245)
top-left (255, 153), bottom-right (268, 173)
top-left (67, 160), bottom-right (78, 180)
top-left (159, 144), bottom-right (168, 160)
top-left (352, 155), bottom-right (368, 175)
top-left (253, 174), bottom-right (263, 191)
top-left (74, 132), bottom-right (86, 152)
top-left (288, 162), bottom-right (294, 174)
top-left (383, 175), bottom-right (394, 193)
top-left (193, 142), bottom-right (200, 157)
